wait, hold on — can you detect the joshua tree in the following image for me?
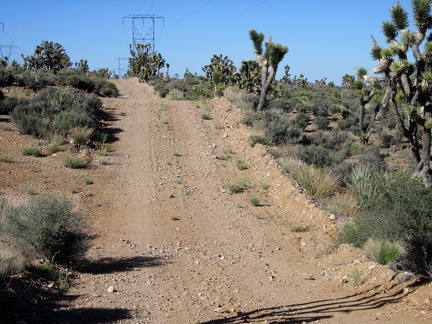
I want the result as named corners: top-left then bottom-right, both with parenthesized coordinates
top-left (249, 29), bottom-right (288, 110)
top-left (22, 41), bottom-right (72, 72)
top-left (126, 43), bottom-right (166, 82)
top-left (202, 54), bottom-right (238, 87)
top-left (364, 0), bottom-right (432, 180)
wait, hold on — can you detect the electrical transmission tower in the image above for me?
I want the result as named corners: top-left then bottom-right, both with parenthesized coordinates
top-left (123, 14), bottom-right (164, 51)
top-left (0, 23), bottom-right (19, 62)
top-left (114, 57), bottom-right (128, 78)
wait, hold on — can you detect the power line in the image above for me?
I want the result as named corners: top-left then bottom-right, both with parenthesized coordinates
top-left (197, 0), bottom-right (271, 29)
top-left (166, 0), bottom-right (212, 29)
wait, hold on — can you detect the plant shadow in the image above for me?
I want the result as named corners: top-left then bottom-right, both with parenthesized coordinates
top-left (0, 271), bottom-right (131, 324)
top-left (201, 281), bottom-right (419, 324)
top-left (97, 106), bottom-right (123, 144)
top-left (81, 255), bottom-right (166, 274)
top-left (0, 255), bottom-right (165, 323)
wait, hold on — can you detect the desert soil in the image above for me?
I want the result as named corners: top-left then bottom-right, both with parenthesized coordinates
top-left (1, 78), bottom-right (432, 323)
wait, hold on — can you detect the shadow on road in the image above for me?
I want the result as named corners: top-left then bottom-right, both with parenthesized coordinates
top-left (201, 284), bottom-right (414, 323)
top-left (0, 255), bottom-right (165, 324)
top-left (81, 255), bottom-right (166, 274)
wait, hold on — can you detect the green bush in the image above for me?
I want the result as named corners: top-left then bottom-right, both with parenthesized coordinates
top-left (337, 117), bottom-right (356, 131)
top-left (94, 80), bottom-right (119, 97)
top-left (341, 171), bottom-right (432, 279)
top-left (248, 134), bottom-right (269, 147)
top-left (12, 101), bottom-right (52, 137)
top-left (295, 144), bottom-right (341, 168)
top-left (363, 238), bottom-right (401, 265)
top-left (226, 180), bottom-right (249, 194)
top-left (0, 96), bottom-right (21, 115)
top-left (22, 146), bottom-right (43, 157)
top-left (294, 111), bottom-right (309, 130)
top-left (53, 110), bottom-right (95, 134)
top-left (314, 116), bottom-right (329, 130)
top-left (65, 75), bottom-right (95, 92)
top-left (262, 108), bottom-right (302, 145)
top-left (12, 87), bottom-right (101, 139)
top-left (4, 195), bottom-right (91, 264)
top-left (63, 155), bottom-right (86, 169)
top-left (0, 70), bottom-right (14, 86)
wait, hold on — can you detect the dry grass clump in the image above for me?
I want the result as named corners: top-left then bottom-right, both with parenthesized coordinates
top-left (280, 159), bottom-right (338, 198)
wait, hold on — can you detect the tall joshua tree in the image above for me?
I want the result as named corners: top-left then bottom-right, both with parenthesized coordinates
top-left (364, 0), bottom-right (432, 180)
top-left (249, 29), bottom-right (288, 111)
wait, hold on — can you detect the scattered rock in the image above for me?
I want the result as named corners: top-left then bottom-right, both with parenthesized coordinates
top-left (303, 273), bottom-right (315, 280)
top-left (107, 286), bottom-right (114, 293)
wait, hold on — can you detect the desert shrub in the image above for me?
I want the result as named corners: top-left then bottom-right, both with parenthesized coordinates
top-left (15, 71), bottom-right (55, 90)
top-left (314, 116), bottom-right (329, 130)
top-left (337, 117), bottom-right (356, 131)
top-left (70, 126), bottom-right (93, 146)
top-left (63, 155), bottom-right (86, 169)
top-left (262, 108), bottom-right (302, 145)
top-left (65, 75), bottom-right (95, 92)
top-left (240, 109), bottom-right (261, 126)
top-left (358, 146), bottom-right (386, 170)
top-left (248, 134), bottom-right (269, 147)
top-left (22, 146), bottom-right (43, 157)
top-left (12, 87), bottom-right (101, 139)
top-left (350, 165), bottom-right (383, 207)
top-left (0, 69), bottom-right (14, 86)
top-left (376, 126), bottom-right (402, 148)
top-left (3, 195), bottom-right (91, 264)
top-left (294, 111), bottom-right (309, 130)
top-left (295, 144), bottom-right (342, 168)
top-left (341, 138), bottom-right (366, 157)
top-left (0, 96), bottom-right (21, 115)
top-left (235, 158), bottom-right (247, 170)
top-left (0, 240), bottom-right (28, 277)
top-left (226, 179), bottom-right (249, 194)
top-left (329, 161), bottom-right (354, 185)
top-left (12, 101), bottom-right (52, 137)
top-left (310, 130), bottom-right (347, 150)
top-left (267, 97), bottom-right (295, 113)
top-left (312, 103), bottom-right (328, 117)
top-left (341, 171), bottom-right (432, 278)
top-left (363, 238), bottom-right (402, 265)
top-left (280, 159), bottom-right (338, 198)
top-left (93, 79), bottom-right (118, 97)
top-left (53, 110), bottom-right (95, 135)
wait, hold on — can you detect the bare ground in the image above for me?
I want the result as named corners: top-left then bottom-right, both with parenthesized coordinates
top-left (1, 78), bottom-right (432, 323)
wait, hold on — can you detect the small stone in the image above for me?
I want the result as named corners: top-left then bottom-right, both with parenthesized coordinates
top-left (107, 286), bottom-right (114, 293)
top-left (303, 273), bottom-right (315, 280)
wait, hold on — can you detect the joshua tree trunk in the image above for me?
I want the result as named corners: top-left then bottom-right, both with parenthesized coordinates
top-left (249, 29), bottom-right (288, 111)
top-left (418, 105), bottom-right (432, 179)
top-left (257, 66), bottom-right (276, 111)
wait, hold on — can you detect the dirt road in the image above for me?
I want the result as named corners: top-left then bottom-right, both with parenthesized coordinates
top-left (60, 79), bottom-right (430, 323)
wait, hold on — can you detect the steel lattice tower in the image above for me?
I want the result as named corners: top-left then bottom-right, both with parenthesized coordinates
top-left (123, 14), bottom-right (164, 51)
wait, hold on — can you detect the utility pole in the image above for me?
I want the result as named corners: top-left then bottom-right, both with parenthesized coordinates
top-left (114, 57), bottom-right (128, 78)
top-left (123, 14), bottom-right (164, 51)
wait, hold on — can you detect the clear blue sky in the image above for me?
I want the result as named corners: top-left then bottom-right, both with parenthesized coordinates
top-left (0, 0), bottom-right (414, 84)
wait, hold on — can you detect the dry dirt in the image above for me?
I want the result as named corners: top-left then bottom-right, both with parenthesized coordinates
top-left (1, 78), bottom-right (432, 323)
